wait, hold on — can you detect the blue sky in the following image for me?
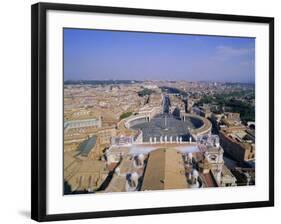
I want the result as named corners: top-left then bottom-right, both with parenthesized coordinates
top-left (64, 28), bottom-right (255, 83)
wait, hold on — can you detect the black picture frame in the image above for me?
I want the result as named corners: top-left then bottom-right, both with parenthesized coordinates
top-left (31, 2), bottom-right (274, 222)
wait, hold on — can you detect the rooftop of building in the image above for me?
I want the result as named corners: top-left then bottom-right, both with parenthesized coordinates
top-left (104, 155), bottom-right (145, 193)
top-left (141, 148), bottom-right (187, 191)
top-left (221, 165), bottom-right (235, 177)
top-left (76, 135), bottom-right (97, 157)
top-left (78, 159), bottom-right (108, 174)
top-left (220, 128), bottom-right (255, 146)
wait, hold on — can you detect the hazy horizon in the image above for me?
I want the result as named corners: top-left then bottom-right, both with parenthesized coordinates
top-left (64, 79), bottom-right (255, 84)
top-left (64, 29), bottom-right (255, 83)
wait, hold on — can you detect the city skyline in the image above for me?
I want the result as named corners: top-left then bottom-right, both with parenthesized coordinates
top-left (64, 81), bottom-right (256, 194)
top-left (64, 29), bottom-right (255, 83)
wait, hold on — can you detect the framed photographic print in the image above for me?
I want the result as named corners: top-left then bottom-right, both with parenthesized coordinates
top-left (31, 2), bottom-right (274, 222)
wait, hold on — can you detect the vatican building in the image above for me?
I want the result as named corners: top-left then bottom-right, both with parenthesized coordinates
top-left (63, 83), bottom-right (255, 194)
